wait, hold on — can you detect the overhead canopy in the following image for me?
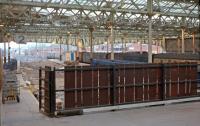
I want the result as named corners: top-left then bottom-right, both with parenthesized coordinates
top-left (0, 0), bottom-right (199, 44)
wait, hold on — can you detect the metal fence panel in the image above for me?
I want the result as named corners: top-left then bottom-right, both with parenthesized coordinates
top-left (124, 68), bottom-right (135, 103)
top-left (134, 68), bottom-right (144, 102)
top-left (190, 65), bottom-right (198, 96)
top-left (64, 70), bottom-right (76, 109)
top-left (38, 63), bottom-right (199, 116)
top-left (148, 67), bottom-right (161, 101)
top-left (99, 69), bottom-right (111, 105)
top-left (179, 65), bottom-right (187, 97)
top-left (82, 70), bottom-right (93, 107)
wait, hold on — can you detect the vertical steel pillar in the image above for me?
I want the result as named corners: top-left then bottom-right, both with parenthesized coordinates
top-left (59, 36), bottom-right (62, 61)
top-left (76, 33), bottom-right (80, 62)
top-left (76, 33), bottom-right (80, 53)
top-left (125, 39), bottom-right (127, 53)
top-left (67, 32), bottom-right (70, 52)
top-left (160, 39), bottom-right (163, 53)
top-left (89, 27), bottom-right (94, 61)
top-left (148, 16), bottom-right (153, 63)
top-left (110, 25), bottom-right (114, 60)
top-left (192, 33), bottom-right (195, 54)
top-left (181, 28), bottom-right (185, 53)
top-left (147, 0), bottom-right (153, 63)
top-left (162, 36), bottom-right (165, 52)
top-left (139, 38), bottom-right (143, 54)
top-left (177, 36), bottom-right (180, 53)
top-left (107, 36), bottom-right (109, 54)
top-left (36, 40), bottom-right (38, 56)
top-left (18, 43), bottom-right (21, 73)
top-left (19, 43), bottom-right (21, 56)
top-left (3, 41), bottom-right (6, 63)
top-left (8, 41), bottom-right (10, 63)
top-left (122, 37), bottom-right (125, 53)
top-left (156, 40), bottom-right (159, 54)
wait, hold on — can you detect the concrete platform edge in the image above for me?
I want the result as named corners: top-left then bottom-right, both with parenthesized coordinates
top-left (83, 97), bottom-right (200, 114)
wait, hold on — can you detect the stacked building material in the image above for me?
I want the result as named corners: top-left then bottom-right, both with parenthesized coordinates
top-left (153, 53), bottom-right (200, 63)
top-left (80, 52), bottom-right (148, 63)
top-left (91, 59), bottom-right (145, 66)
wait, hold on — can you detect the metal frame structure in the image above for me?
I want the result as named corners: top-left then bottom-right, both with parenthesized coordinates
top-left (38, 63), bottom-right (198, 117)
top-left (0, 0), bottom-right (199, 38)
top-left (0, 0), bottom-right (199, 62)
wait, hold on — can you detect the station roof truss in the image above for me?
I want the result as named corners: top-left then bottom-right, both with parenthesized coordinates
top-left (0, 0), bottom-right (199, 44)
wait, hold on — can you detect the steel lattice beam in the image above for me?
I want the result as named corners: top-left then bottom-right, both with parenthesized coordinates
top-left (0, 0), bottom-right (199, 44)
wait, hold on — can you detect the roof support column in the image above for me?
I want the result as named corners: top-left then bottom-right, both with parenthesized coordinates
top-left (7, 42), bottom-right (10, 63)
top-left (177, 36), bottom-right (181, 53)
top-left (76, 32), bottom-right (80, 63)
top-left (59, 36), bottom-right (62, 61)
top-left (110, 24), bottom-right (114, 60)
top-left (147, 0), bottom-right (153, 63)
top-left (139, 38), bottom-right (143, 54)
top-left (124, 39), bottom-right (127, 53)
top-left (181, 28), bottom-right (185, 53)
top-left (159, 39), bottom-right (163, 53)
top-left (4, 41), bottom-right (6, 63)
top-left (89, 27), bottom-right (94, 61)
top-left (148, 16), bottom-right (153, 63)
top-left (66, 32), bottom-right (70, 52)
top-left (162, 36), bottom-right (165, 52)
top-left (18, 43), bottom-right (21, 73)
top-left (121, 37), bottom-right (124, 53)
top-left (192, 32), bottom-right (195, 54)
top-left (156, 40), bottom-right (159, 54)
top-left (107, 36), bottom-right (109, 54)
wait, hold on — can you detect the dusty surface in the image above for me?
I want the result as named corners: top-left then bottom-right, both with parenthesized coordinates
top-left (2, 75), bottom-right (200, 126)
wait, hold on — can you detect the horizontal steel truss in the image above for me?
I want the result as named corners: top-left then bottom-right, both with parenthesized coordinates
top-left (13, 33), bottom-right (166, 47)
top-left (0, 0), bottom-right (199, 44)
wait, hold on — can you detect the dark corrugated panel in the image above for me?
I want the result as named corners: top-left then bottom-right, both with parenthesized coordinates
top-left (153, 53), bottom-right (200, 60)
